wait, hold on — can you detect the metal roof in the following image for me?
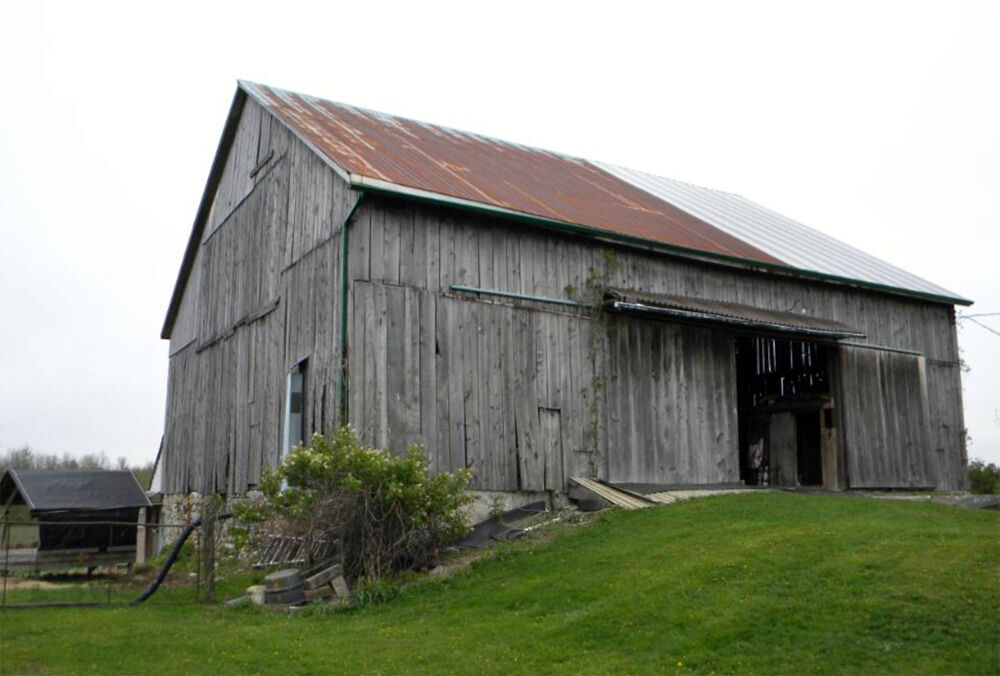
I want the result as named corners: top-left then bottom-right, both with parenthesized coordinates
top-left (605, 288), bottom-right (865, 339)
top-left (240, 81), bottom-right (781, 265)
top-left (0, 470), bottom-right (151, 513)
top-left (596, 164), bottom-right (967, 303)
top-left (161, 82), bottom-right (970, 340)
top-left (239, 81), bottom-right (968, 305)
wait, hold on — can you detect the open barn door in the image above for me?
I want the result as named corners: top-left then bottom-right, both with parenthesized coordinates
top-left (734, 336), bottom-right (841, 489)
top-left (605, 288), bottom-right (865, 490)
top-left (839, 346), bottom-right (935, 489)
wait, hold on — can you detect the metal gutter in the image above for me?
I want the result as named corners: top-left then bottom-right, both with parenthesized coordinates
top-left (610, 301), bottom-right (866, 339)
top-left (338, 191), bottom-right (366, 424)
top-left (839, 341), bottom-right (923, 357)
top-left (450, 285), bottom-right (584, 308)
top-left (352, 175), bottom-right (971, 308)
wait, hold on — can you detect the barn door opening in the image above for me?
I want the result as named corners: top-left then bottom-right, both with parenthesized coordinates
top-left (735, 336), bottom-right (841, 489)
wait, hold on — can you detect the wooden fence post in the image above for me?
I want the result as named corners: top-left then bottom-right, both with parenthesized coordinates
top-left (201, 494), bottom-right (217, 603)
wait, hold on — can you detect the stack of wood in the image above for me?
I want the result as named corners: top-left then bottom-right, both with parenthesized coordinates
top-left (303, 562), bottom-right (351, 603)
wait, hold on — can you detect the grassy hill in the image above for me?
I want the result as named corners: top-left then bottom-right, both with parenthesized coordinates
top-left (1, 492), bottom-right (997, 674)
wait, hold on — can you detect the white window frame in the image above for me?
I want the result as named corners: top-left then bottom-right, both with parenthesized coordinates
top-left (283, 361), bottom-right (306, 458)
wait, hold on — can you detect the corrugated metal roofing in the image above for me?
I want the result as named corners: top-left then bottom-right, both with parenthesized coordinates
top-left (605, 288), bottom-right (865, 339)
top-left (240, 81), bottom-right (782, 265)
top-left (163, 81), bottom-right (969, 335)
top-left (239, 81), bottom-right (967, 305)
top-left (595, 164), bottom-right (966, 303)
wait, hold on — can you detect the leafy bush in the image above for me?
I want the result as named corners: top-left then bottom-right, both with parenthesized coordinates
top-left (233, 426), bottom-right (471, 581)
top-left (967, 458), bottom-right (1000, 494)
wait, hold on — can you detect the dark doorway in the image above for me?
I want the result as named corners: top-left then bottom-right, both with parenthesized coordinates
top-left (795, 410), bottom-right (823, 486)
top-left (735, 336), bottom-right (837, 487)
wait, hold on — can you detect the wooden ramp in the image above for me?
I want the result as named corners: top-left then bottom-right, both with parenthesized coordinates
top-left (569, 477), bottom-right (758, 510)
top-left (569, 477), bottom-right (656, 509)
top-left (645, 488), bottom-right (757, 505)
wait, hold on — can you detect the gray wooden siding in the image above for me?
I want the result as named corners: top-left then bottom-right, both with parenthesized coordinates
top-left (162, 101), bottom-right (967, 494)
top-left (161, 100), bottom-right (357, 494)
top-left (347, 283), bottom-right (596, 491)
top-left (839, 347), bottom-right (935, 487)
top-left (344, 280), bottom-right (738, 491)
top-left (345, 196), bottom-right (966, 490)
top-left (605, 317), bottom-right (738, 484)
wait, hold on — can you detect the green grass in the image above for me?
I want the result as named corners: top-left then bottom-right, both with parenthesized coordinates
top-left (1, 493), bottom-right (997, 674)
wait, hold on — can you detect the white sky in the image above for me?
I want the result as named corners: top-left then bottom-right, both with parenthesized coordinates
top-left (1, 0), bottom-right (997, 466)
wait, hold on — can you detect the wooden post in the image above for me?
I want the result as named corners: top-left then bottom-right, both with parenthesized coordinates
top-left (136, 507), bottom-right (147, 566)
top-left (201, 494), bottom-right (217, 603)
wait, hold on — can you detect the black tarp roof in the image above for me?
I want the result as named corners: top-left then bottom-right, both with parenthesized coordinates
top-left (0, 470), bottom-right (151, 513)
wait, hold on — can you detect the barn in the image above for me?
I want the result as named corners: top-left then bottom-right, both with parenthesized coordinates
top-left (155, 81), bottom-right (970, 512)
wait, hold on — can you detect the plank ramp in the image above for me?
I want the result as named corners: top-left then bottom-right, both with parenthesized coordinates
top-left (570, 477), bottom-right (758, 510)
top-left (646, 489), bottom-right (757, 504)
top-left (570, 477), bottom-right (656, 510)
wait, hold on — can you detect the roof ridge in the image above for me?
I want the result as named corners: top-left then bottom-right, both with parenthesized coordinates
top-left (239, 80), bottom-right (593, 166)
top-left (594, 162), bottom-right (745, 198)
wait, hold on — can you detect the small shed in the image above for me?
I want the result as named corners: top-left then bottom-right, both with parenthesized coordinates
top-left (0, 469), bottom-right (151, 572)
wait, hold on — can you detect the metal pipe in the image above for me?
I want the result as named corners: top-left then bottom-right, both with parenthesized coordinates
top-left (338, 191), bottom-right (366, 424)
top-left (839, 341), bottom-right (923, 357)
top-left (130, 515), bottom-right (203, 606)
top-left (450, 285), bottom-right (585, 308)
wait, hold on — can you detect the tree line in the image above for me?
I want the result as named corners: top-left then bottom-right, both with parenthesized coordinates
top-left (0, 445), bottom-right (156, 489)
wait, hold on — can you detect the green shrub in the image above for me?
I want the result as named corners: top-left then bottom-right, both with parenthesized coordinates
top-left (968, 458), bottom-right (1000, 494)
top-left (233, 426), bottom-right (472, 581)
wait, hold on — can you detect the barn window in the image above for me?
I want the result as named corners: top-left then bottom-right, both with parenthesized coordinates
top-left (283, 360), bottom-right (306, 458)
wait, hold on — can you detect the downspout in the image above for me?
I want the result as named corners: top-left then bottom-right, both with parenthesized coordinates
top-left (338, 191), bottom-right (366, 424)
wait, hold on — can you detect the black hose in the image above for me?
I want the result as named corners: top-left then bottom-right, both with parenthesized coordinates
top-left (130, 515), bottom-right (202, 606)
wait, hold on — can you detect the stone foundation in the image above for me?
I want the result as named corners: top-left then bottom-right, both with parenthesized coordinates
top-left (157, 488), bottom-right (566, 539)
top-left (464, 489), bottom-right (569, 523)
top-left (162, 491), bottom-right (201, 529)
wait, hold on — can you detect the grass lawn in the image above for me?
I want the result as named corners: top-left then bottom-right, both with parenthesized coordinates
top-left (0, 492), bottom-right (997, 674)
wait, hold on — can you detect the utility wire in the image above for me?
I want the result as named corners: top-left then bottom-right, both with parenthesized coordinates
top-left (960, 312), bottom-right (1000, 318)
top-left (959, 315), bottom-right (1000, 339)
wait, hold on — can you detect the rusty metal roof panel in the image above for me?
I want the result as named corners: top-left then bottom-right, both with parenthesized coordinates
top-left (240, 81), bottom-right (782, 266)
top-left (234, 81), bottom-right (968, 306)
top-left (605, 288), bottom-right (866, 339)
top-left (597, 163), bottom-right (968, 304)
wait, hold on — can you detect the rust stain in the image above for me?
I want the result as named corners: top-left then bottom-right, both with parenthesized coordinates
top-left (244, 82), bottom-right (785, 266)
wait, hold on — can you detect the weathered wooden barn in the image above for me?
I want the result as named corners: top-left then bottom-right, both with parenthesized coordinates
top-left (156, 81), bottom-right (971, 504)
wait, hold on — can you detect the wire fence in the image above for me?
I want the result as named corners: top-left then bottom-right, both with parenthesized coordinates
top-left (0, 518), bottom-right (207, 609)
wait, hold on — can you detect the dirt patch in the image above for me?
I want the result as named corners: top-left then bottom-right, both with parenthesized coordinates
top-left (2, 578), bottom-right (69, 590)
top-left (430, 507), bottom-right (601, 577)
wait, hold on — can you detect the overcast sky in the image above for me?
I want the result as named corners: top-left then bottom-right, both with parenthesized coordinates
top-left (1, 0), bottom-right (997, 467)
